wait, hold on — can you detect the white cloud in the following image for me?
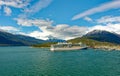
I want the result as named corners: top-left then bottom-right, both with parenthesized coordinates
top-left (0, 0), bottom-right (30, 16)
top-left (28, 31), bottom-right (51, 40)
top-left (15, 18), bottom-right (53, 26)
top-left (25, 0), bottom-right (52, 13)
top-left (0, 0), bottom-right (52, 17)
top-left (97, 16), bottom-right (120, 24)
top-left (4, 6), bottom-right (12, 16)
top-left (15, 18), bottom-right (88, 40)
top-left (51, 24), bottom-right (88, 40)
top-left (27, 24), bottom-right (88, 40)
top-left (72, 0), bottom-right (120, 20)
top-left (20, 0), bottom-right (53, 18)
top-left (0, 0), bottom-right (29, 8)
top-left (0, 26), bottom-right (19, 32)
top-left (84, 16), bottom-right (93, 22)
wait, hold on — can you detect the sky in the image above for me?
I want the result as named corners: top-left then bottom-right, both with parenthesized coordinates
top-left (0, 0), bottom-right (120, 40)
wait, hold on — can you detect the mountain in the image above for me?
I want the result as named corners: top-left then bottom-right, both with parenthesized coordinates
top-left (0, 30), bottom-right (45, 46)
top-left (46, 35), bottom-right (66, 42)
top-left (83, 30), bottom-right (120, 44)
top-left (68, 30), bottom-right (120, 48)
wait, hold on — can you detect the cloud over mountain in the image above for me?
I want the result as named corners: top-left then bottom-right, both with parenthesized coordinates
top-left (0, 26), bottom-right (19, 32)
top-left (89, 23), bottom-right (120, 34)
top-left (15, 18), bottom-right (88, 40)
top-left (14, 14), bottom-right (120, 40)
top-left (90, 16), bottom-right (120, 34)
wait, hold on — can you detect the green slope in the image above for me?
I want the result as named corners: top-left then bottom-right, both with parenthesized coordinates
top-left (67, 37), bottom-right (117, 48)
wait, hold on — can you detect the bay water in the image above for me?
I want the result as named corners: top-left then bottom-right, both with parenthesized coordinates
top-left (0, 47), bottom-right (120, 76)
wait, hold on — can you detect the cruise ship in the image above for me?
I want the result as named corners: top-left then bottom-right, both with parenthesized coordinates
top-left (50, 42), bottom-right (87, 51)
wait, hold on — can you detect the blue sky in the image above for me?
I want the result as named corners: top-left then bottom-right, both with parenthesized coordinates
top-left (0, 0), bottom-right (120, 40)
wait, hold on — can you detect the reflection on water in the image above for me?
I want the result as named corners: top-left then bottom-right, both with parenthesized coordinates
top-left (0, 47), bottom-right (120, 76)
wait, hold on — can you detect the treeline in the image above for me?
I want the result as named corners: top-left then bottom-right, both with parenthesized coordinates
top-left (32, 42), bottom-right (57, 47)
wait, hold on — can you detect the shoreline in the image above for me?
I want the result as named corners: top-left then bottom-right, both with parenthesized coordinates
top-left (91, 45), bottom-right (120, 51)
top-left (32, 46), bottom-right (120, 51)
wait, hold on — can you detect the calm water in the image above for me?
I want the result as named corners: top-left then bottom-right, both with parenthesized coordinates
top-left (0, 47), bottom-right (120, 76)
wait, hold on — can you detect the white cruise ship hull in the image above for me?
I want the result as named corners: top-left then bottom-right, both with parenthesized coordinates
top-left (50, 47), bottom-right (87, 51)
